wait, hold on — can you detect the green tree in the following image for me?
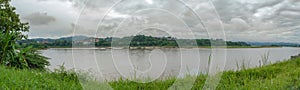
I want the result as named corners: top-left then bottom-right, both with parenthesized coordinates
top-left (0, 0), bottom-right (49, 69)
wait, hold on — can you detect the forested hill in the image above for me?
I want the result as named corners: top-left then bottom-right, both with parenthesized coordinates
top-left (18, 35), bottom-right (252, 48)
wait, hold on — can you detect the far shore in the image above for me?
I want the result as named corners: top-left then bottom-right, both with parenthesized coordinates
top-left (44, 46), bottom-right (293, 50)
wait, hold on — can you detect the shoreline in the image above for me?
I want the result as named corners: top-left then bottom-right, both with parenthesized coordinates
top-left (45, 46), bottom-right (291, 50)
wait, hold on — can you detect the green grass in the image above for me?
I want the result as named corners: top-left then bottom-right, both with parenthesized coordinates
top-left (217, 58), bottom-right (300, 90)
top-left (0, 67), bottom-right (82, 90)
top-left (109, 57), bottom-right (300, 90)
top-left (1, 58), bottom-right (300, 90)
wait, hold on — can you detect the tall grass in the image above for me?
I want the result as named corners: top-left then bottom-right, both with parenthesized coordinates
top-left (235, 59), bottom-right (250, 71)
top-left (259, 51), bottom-right (270, 67)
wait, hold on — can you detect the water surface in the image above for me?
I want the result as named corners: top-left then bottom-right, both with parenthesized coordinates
top-left (42, 47), bottom-right (299, 80)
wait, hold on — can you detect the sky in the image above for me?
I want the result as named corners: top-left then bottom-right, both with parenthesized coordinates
top-left (11, 0), bottom-right (300, 43)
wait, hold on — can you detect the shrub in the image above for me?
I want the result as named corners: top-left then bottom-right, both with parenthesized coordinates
top-left (0, 0), bottom-right (49, 69)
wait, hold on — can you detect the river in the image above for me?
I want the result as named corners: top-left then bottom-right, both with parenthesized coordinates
top-left (42, 47), bottom-right (299, 80)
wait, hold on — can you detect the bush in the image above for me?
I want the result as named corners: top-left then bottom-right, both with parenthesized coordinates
top-left (0, 0), bottom-right (49, 69)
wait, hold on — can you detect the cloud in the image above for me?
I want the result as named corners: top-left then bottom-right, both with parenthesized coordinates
top-left (11, 0), bottom-right (78, 38)
top-left (208, 0), bottom-right (300, 43)
top-left (24, 12), bottom-right (56, 25)
top-left (221, 18), bottom-right (250, 32)
top-left (10, 0), bottom-right (300, 43)
top-left (279, 11), bottom-right (300, 18)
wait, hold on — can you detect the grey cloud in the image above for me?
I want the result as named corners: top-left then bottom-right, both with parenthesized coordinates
top-left (54, 0), bottom-right (116, 9)
top-left (252, 0), bottom-right (283, 11)
top-left (280, 11), bottom-right (300, 18)
top-left (208, 0), bottom-right (300, 43)
top-left (24, 12), bottom-right (56, 25)
top-left (224, 18), bottom-right (250, 32)
top-left (12, 0), bottom-right (300, 43)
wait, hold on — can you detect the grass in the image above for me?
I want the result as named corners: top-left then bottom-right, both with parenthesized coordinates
top-left (1, 58), bottom-right (300, 90)
top-left (0, 66), bottom-right (82, 90)
top-left (217, 58), bottom-right (300, 90)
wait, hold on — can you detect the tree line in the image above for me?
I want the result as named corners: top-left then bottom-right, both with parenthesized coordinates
top-left (18, 35), bottom-right (251, 48)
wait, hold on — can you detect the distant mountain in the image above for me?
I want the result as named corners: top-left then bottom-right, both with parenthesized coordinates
top-left (247, 42), bottom-right (299, 47)
top-left (28, 36), bottom-right (90, 41)
top-left (18, 36), bottom-right (90, 44)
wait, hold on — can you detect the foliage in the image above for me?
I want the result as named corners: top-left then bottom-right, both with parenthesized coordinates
top-left (0, 0), bottom-right (49, 69)
top-left (1, 57), bottom-right (300, 89)
top-left (109, 57), bottom-right (300, 89)
top-left (0, 65), bottom-right (82, 89)
top-left (19, 35), bottom-right (251, 48)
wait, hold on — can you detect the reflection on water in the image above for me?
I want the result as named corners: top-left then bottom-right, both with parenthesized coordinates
top-left (42, 47), bottom-right (299, 80)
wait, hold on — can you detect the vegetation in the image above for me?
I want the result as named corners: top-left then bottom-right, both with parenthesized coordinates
top-left (109, 57), bottom-right (300, 90)
top-left (1, 57), bottom-right (299, 89)
top-left (2, 0), bottom-right (300, 89)
top-left (0, 0), bottom-right (49, 69)
top-left (248, 42), bottom-right (300, 47)
top-left (18, 35), bottom-right (251, 49)
top-left (0, 66), bottom-right (82, 89)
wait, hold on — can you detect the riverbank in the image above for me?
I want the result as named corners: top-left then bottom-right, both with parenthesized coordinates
top-left (46, 46), bottom-right (287, 50)
top-left (1, 57), bottom-right (300, 89)
top-left (110, 57), bottom-right (300, 89)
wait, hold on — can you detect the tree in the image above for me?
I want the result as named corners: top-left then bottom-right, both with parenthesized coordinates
top-left (0, 0), bottom-right (49, 69)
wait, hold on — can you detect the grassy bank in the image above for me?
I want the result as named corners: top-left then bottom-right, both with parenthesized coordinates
top-left (0, 67), bottom-right (82, 89)
top-left (1, 58), bottom-right (300, 89)
top-left (109, 57), bottom-right (300, 90)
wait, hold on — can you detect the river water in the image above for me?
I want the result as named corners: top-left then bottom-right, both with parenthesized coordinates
top-left (42, 47), bottom-right (299, 80)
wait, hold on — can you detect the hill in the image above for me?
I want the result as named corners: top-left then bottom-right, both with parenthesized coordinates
top-left (18, 35), bottom-right (251, 49)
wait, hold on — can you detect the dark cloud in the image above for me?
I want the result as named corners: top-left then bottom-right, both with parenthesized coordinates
top-left (24, 12), bottom-right (56, 25)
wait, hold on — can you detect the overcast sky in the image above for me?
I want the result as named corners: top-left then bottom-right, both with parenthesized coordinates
top-left (11, 0), bottom-right (300, 43)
